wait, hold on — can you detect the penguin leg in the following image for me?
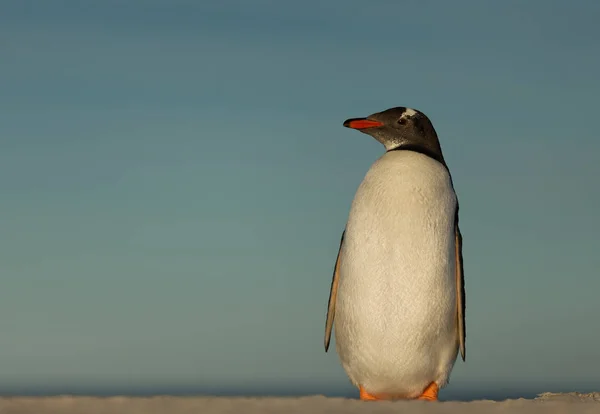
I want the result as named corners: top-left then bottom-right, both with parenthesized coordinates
top-left (417, 382), bottom-right (439, 401)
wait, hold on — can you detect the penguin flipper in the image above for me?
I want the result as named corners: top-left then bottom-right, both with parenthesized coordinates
top-left (455, 213), bottom-right (466, 361)
top-left (324, 230), bottom-right (345, 352)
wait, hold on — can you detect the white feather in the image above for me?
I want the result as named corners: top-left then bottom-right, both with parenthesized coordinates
top-left (402, 108), bottom-right (418, 118)
top-left (335, 150), bottom-right (458, 398)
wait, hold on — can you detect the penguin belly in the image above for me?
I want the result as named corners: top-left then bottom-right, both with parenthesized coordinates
top-left (335, 150), bottom-right (459, 399)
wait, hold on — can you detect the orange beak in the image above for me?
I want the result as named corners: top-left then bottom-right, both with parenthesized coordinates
top-left (343, 118), bottom-right (384, 130)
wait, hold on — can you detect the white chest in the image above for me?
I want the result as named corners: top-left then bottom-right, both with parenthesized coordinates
top-left (334, 150), bottom-right (459, 396)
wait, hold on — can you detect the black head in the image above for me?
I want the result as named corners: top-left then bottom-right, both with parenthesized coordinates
top-left (343, 106), bottom-right (446, 165)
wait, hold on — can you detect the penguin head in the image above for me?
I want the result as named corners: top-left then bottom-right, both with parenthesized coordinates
top-left (343, 107), bottom-right (444, 161)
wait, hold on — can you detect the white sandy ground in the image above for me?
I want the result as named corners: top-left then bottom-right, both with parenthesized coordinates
top-left (0, 393), bottom-right (597, 414)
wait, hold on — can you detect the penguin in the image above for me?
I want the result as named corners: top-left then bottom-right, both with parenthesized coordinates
top-left (324, 106), bottom-right (465, 401)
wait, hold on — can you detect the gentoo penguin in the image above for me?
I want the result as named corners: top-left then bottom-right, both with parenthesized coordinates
top-left (324, 106), bottom-right (465, 401)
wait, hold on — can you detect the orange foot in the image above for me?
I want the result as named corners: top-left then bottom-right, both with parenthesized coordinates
top-left (359, 386), bottom-right (392, 401)
top-left (358, 382), bottom-right (439, 402)
top-left (417, 382), bottom-right (439, 401)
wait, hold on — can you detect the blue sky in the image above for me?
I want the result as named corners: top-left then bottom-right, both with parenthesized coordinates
top-left (1, 0), bottom-right (600, 399)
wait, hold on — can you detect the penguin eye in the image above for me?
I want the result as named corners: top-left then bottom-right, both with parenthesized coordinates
top-left (397, 118), bottom-right (407, 125)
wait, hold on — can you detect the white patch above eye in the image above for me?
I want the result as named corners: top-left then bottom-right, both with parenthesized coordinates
top-left (400, 108), bottom-right (417, 120)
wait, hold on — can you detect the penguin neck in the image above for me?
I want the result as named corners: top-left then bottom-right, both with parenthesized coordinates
top-left (386, 143), bottom-right (447, 169)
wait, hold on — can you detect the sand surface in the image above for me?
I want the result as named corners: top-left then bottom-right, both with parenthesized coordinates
top-left (0, 393), bottom-right (598, 414)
